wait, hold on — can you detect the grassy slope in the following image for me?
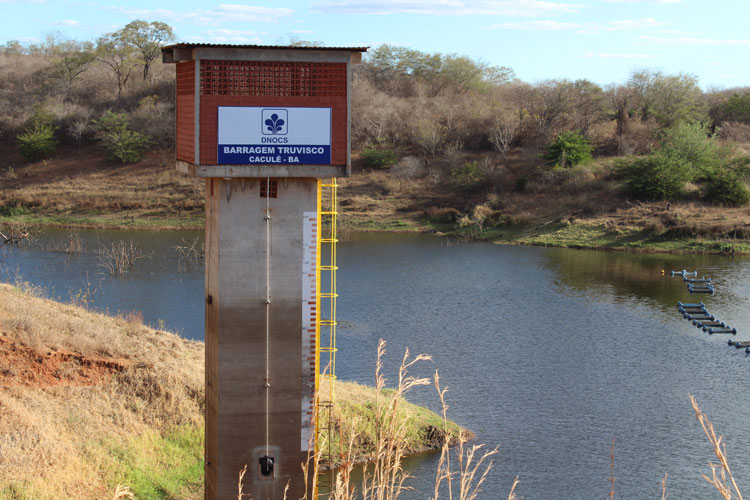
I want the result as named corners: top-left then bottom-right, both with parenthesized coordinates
top-left (1, 146), bottom-right (749, 253)
top-left (0, 284), bottom-right (459, 500)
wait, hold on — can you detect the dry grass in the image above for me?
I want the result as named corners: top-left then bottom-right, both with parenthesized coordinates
top-left (1, 146), bottom-right (204, 228)
top-left (0, 283), bottom-right (204, 499)
top-left (307, 340), bottom-right (495, 500)
top-left (691, 395), bottom-right (744, 500)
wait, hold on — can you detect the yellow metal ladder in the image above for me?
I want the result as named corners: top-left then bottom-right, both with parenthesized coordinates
top-left (316, 178), bottom-right (338, 498)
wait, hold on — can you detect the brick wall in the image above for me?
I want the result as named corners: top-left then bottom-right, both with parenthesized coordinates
top-left (197, 60), bottom-right (347, 166)
top-left (175, 60), bottom-right (195, 163)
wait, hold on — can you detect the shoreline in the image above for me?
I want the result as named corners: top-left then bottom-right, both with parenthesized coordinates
top-left (0, 284), bottom-right (465, 499)
top-left (3, 213), bottom-right (748, 256)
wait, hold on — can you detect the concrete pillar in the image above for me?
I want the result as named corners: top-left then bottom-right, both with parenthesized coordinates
top-left (205, 177), bottom-right (319, 500)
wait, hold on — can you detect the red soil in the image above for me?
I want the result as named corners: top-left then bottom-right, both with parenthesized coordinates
top-left (0, 335), bottom-right (129, 389)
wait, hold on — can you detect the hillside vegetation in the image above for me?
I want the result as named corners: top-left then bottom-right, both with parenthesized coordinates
top-left (0, 283), bottom-right (461, 500)
top-left (1, 26), bottom-right (750, 252)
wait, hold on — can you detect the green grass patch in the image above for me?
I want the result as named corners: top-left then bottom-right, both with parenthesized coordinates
top-left (97, 425), bottom-right (203, 500)
top-left (0, 212), bottom-right (204, 229)
top-left (0, 482), bottom-right (33, 500)
top-left (326, 381), bottom-right (463, 466)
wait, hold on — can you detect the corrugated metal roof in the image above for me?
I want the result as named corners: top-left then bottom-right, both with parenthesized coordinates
top-left (162, 43), bottom-right (368, 52)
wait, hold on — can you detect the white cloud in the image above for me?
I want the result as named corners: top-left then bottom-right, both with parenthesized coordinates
top-left (602, 0), bottom-right (681, 4)
top-left (312, 0), bottom-right (582, 16)
top-left (487, 20), bottom-right (580, 30)
top-left (584, 51), bottom-right (652, 59)
top-left (203, 29), bottom-right (266, 43)
top-left (52, 19), bottom-right (81, 27)
top-left (102, 3), bottom-right (294, 25)
top-left (487, 17), bottom-right (665, 33)
top-left (608, 17), bottom-right (664, 30)
top-left (639, 35), bottom-right (750, 46)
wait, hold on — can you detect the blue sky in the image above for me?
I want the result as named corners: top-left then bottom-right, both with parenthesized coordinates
top-left (1, 0), bottom-right (748, 89)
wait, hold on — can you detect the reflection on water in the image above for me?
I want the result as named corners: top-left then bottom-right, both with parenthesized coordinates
top-left (2, 229), bottom-right (750, 499)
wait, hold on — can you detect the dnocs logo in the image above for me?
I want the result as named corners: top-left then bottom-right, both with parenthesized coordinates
top-left (262, 109), bottom-right (287, 135)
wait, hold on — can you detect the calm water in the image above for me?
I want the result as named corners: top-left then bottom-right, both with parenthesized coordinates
top-left (2, 229), bottom-right (750, 499)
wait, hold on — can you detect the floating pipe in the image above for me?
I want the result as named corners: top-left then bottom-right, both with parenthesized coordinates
top-left (685, 314), bottom-right (714, 321)
top-left (671, 270), bottom-right (698, 277)
top-left (702, 324), bottom-right (731, 332)
top-left (707, 327), bottom-right (737, 335)
top-left (679, 304), bottom-right (707, 310)
top-left (686, 278), bottom-right (711, 283)
top-left (728, 340), bottom-right (750, 348)
top-left (689, 288), bottom-right (715, 295)
top-left (746, 347), bottom-right (750, 354)
top-left (688, 283), bottom-right (714, 289)
top-left (682, 310), bottom-right (711, 317)
top-left (684, 312), bottom-right (713, 318)
top-left (678, 301), bottom-right (705, 308)
top-left (695, 320), bottom-right (726, 328)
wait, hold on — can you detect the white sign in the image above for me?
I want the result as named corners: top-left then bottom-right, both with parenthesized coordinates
top-left (218, 106), bottom-right (332, 165)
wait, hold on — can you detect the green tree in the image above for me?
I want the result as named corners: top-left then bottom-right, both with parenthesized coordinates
top-left (658, 122), bottom-right (722, 179)
top-left (360, 147), bottom-right (397, 169)
top-left (55, 42), bottom-right (95, 96)
top-left (705, 170), bottom-right (750, 206)
top-left (720, 93), bottom-right (750, 124)
top-left (618, 151), bottom-right (691, 201)
top-left (93, 110), bottom-right (150, 163)
top-left (17, 123), bottom-right (58, 161)
top-left (450, 161), bottom-right (486, 190)
top-left (116, 20), bottom-right (175, 81)
top-left (627, 69), bottom-right (706, 127)
top-left (541, 130), bottom-right (593, 167)
top-left (360, 44), bottom-right (514, 97)
top-left (96, 33), bottom-right (138, 99)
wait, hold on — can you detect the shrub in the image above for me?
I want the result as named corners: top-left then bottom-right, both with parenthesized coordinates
top-left (618, 152), bottom-right (692, 201)
top-left (93, 110), bottom-right (150, 164)
top-left (541, 130), bottom-right (593, 167)
top-left (705, 171), bottom-right (750, 206)
top-left (658, 122), bottom-right (722, 179)
top-left (360, 147), bottom-right (397, 169)
top-left (450, 160), bottom-right (485, 190)
top-left (16, 123), bottom-right (58, 161)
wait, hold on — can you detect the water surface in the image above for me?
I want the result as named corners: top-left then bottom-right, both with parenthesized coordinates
top-left (2, 229), bottom-right (749, 499)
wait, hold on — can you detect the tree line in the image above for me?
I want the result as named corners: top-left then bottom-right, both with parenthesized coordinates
top-left (1, 24), bottom-right (750, 204)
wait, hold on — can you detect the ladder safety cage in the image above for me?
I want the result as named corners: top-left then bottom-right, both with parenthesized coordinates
top-left (316, 178), bottom-right (338, 498)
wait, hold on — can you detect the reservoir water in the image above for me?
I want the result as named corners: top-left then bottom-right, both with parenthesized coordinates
top-left (2, 228), bottom-right (749, 499)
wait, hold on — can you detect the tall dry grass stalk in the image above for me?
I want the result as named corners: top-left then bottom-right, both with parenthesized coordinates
top-left (111, 484), bottom-right (134, 500)
top-left (609, 438), bottom-right (615, 500)
top-left (430, 371), bottom-right (497, 500)
top-left (332, 339), bottom-right (433, 500)
top-left (302, 340), bottom-right (503, 500)
top-left (507, 477), bottom-right (519, 500)
top-left (238, 464), bottom-right (248, 500)
top-left (690, 395), bottom-right (744, 500)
